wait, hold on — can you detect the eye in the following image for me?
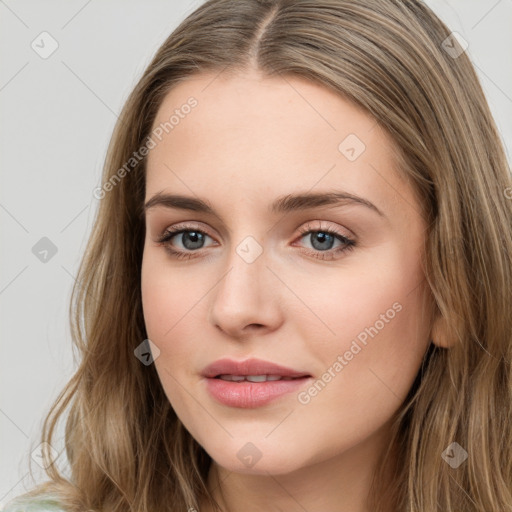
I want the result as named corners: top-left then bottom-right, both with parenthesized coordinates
top-left (294, 221), bottom-right (356, 261)
top-left (156, 224), bottom-right (215, 260)
top-left (155, 221), bottom-right (356, 261)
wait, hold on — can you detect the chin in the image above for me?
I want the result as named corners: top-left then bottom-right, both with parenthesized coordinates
top-left (205, 442), bottom-right (308, 476)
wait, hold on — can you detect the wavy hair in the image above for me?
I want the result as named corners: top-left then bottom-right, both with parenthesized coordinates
top-left (8, 1), bottom-right (512, 511)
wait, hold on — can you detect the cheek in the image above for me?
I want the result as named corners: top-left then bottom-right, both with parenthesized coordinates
top-left (294, 245), bottom-right (429, 413)
top-left (292, 241), bottom-right (423, 341)
top-left (140, 249), bottom-right (203, 411)
top-left (140, 248), bottom-right (202, 360)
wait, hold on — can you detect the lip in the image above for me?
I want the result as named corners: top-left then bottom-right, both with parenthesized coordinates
top-left (201, 357), bottom-right (312, 408)
top-left (201, 357), bottom-right (311, 379)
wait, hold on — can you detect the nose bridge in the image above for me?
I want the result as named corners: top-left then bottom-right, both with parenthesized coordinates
top-left (209, 231), bottom-right (282, 335)
top-left (216, 233), bottom-right (267, 305)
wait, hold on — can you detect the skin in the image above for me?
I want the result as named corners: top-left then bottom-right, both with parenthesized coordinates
top-left (141, 69), bottom-right (447, 512)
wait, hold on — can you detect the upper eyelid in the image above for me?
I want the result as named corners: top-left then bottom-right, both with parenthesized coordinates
top-left (159, 221), bottom-right (353, 244)
top-left (161, 222), bottom-right (215, 239)
top-left (161, 220), bottom-right (346, 234)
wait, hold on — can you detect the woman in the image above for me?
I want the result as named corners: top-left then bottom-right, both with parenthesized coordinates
top-left (5, 0), bottom-right (512, 511)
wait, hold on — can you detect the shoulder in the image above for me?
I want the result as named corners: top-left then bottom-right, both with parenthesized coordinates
top-left (2, 495), bottom-right (66, 512)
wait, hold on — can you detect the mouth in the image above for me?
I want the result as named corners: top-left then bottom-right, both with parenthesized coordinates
top-left (200, 358), bottom-right (312, 407)
top-left (212, 374), bottom-right (309, 382)
top-left (203, 373), bottom-right (312, 408)
top-left (201, 357), bottom-right (311, 379)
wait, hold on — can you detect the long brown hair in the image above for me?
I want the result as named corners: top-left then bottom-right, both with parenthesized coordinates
top-left (7, 1), bottom-right (512, 511)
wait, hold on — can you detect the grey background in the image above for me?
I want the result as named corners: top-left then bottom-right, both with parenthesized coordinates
top-left (1, 0), bottom-right (511, 507)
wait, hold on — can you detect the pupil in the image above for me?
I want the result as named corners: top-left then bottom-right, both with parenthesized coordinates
top-left (311, 232), bottom-right (334, 251)
top-left (183, 231), bottom-right (204, 250)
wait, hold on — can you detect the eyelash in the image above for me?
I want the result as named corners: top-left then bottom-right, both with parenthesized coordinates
top-left (155, 221), bottom-right (356, 261)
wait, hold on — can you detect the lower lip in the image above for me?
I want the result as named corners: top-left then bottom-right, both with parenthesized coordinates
top-left (204, 376), bottom-right (311, 408)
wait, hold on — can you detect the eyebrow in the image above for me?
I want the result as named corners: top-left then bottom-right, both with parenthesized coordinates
top-left (144, 191), bottom-right (385, 218)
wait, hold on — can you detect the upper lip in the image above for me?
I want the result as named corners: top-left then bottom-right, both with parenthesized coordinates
top-left (201, 358), bottom-right (311, 378)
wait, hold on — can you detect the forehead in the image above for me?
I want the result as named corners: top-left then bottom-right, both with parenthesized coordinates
top-left (145, 70), bottom-right (417, 220)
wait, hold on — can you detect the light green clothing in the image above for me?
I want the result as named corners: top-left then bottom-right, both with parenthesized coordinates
top-left (2, 495), bottom-right (65, 512)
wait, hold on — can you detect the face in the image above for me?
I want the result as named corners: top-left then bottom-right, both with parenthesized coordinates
top-left (141, 69), bottom-right (433, 476)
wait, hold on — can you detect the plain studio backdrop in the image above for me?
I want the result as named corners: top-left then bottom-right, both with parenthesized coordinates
top-left (0, 0), bottom-right (511, 507)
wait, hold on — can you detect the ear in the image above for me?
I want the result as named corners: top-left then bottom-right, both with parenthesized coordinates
top-left (430, 312), bottom-right (457, 348)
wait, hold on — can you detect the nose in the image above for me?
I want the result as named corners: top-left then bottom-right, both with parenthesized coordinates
top-left (209, 241), bottom-right (284, 339)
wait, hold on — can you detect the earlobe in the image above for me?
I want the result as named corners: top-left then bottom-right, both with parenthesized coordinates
top-left (430, 313), bottom-right (457, 348)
